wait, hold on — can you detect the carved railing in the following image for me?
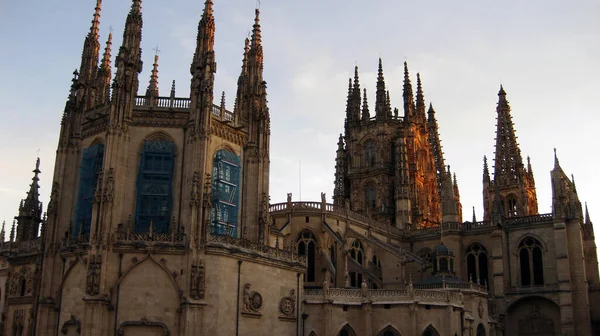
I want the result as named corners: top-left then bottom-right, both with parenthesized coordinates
top-left (134, 96), bottom-right (191, 110)
top-left (0, 239), bottom-right (43, 254)
top-left (304, 287), bottom-right (470, 305)
top-left (414, 281), bottom-right (487, 294)
top-left (461, 220), bottom-right (494, 232)
top-left (505, 213), bottom-right (553, 226)
top-left (211, 105), bottom-right (235, 122)
top-left (115, 231), bottom-right (187, 246)
top-left (506, 283), bottom-right (559, 293)
top-left (206, 232), bottom-right (306, 265)
top-left (411, 222), bottom-right (462, 238)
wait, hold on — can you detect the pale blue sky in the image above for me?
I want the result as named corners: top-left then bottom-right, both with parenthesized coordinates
top-left (0, 1), bottom-right (599, 239)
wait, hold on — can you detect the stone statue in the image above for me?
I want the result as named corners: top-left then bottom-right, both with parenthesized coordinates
top-left (323, 278), bottom-right (330, 297)
top-left (361, 278), bottom-right (368, 297)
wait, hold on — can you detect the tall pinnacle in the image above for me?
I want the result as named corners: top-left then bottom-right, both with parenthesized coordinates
top-left (251, 8), bottom-right (262, 49)
top-left (483, 155), bottom-right (490, 182)
top-left (416, 73), bottom-right (426, 123)
top-left (493, 85), bottom-right (524, 186)
top-left (403, 61), bottom-right (415, 122)
top-left (585, 202), bottom-right (592, 225)
top-left (375, 58), bottom-right (390, 120)
top-left (16, 158), bottom-right (43, 242)
top-left (362, 88), bottom-right (370, 122)
top-left (79, 0), bottom-right (103, 84)
top-left (191, 0), bottom-right (215, 74)
top-left (96, 32), bottom-right (113, 105)
top-left (427, 103), bottom-right (446, 187)
top-left (146, 54), bottom-right (160, 98)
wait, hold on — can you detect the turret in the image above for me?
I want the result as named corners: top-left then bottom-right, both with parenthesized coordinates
top-left (440, 166), bottom-right (459, 223)
top-left (15, 158), bottom-right (43, 242)
top-left (374, 58), bottom-right (391, 120)
top-left (333, 134), bottom-right (348, 206)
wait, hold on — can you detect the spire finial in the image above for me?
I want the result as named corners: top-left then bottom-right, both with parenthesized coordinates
top-left (472, 206), bottom-right (477, 223)
top-left (220, 91), bottom-right (226, 110)
top-left (375, 58), bottom-right (390, 120)
top-left (91, 0), bottom-right (102, 38)
top-left (170, 80), bottom-right (176, 98)
top-left (131, 0), bottom-right (142, 15)
top-left (403, 61), bottom-right (415, 121)
top-left (146, 54), bottom-right (160, 98)
top-left (337, 134), bottom-right (344, 151)
top-left (362, 88), bottom-right (370, 122)
top-left (416, 72), bottom-right (426, 123)
top-left (585, 202), bottom-right (592, 225)
top-left (554, 148), bottom-right (560, 169)
top-left (251, 8), bottom-right (262, 48)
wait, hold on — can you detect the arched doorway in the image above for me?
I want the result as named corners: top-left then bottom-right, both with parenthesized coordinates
top-left (378, 325), bottom-right (401, 336)
top-left (506, 296), bottom-right (560, 336)
top-left (476, 323), bottom-right (486, 336)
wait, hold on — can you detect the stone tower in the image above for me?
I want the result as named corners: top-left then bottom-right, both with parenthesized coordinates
top-left (483, 86), bottom-right (538, 220)
top-left (333, 61), bottom-right (461, 229)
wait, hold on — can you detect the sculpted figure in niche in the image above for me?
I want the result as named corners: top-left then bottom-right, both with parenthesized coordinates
top-left (190, 262), bottom-right (206, 300)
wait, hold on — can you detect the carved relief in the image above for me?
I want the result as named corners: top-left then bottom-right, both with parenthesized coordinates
top-left (86, 255), bottom-right (101, 295)
top-left (12, 309), bottom-right (25, 336)
top-left (518, 304), bottom-right (554, 335)
top-left (478, 300), bottom-right (484, 318)
top-left (242, 283), bottom-right (263, 313)
top-left (279, 289), bottom-right (296, 316)
top-left (103, 168), bottom-right (114, 203)
top-left (60, 315), bottom-right (81, 335)
top-left (190, 262), bottom-right (205, 300)
top-left (7, 266), bottom-right (34, 297)
top-left (189, 172), bottom-right (200, 208)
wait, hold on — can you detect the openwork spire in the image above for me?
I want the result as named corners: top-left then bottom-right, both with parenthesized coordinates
top-left (362, 88), bottom-right (370, 122)
top-left (353, 66), bottom-right (362, 123)
top-left (191, 0), bottom-right (215, 74)
top-left (427, 103), bottom-right (446, 191)
top-left (146, 54), bottom-right (160, 98)
top-left (403, 61), bottom-right (415, 122)
top-left (16, 158), bottom-right (43, 242)
top-left (493, 85), bottom-right (524, 187)
top-left (483, 155), bottom-right (490, 182)
top-left (375, 58), bottom-right (390, 120)
top-left (251, 8), bottom-right (262, 49)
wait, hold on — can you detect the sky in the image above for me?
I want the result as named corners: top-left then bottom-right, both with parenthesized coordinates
top-left (0, 0), bottom-right (599, 241)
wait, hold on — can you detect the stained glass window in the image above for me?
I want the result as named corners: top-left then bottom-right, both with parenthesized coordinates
top-left (73, 143), bottom-right (104, 236)
top-left (210, 150), bottom-right (241, 237)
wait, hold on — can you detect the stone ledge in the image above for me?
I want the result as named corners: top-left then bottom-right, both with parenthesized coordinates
top-left (241, 311), bottom-right (262, 319)
top-left (278, 315), bottom-right (296, 322)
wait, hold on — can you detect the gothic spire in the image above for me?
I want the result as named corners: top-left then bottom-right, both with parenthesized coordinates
top-left (113, 0), bottom-right (143, 88)
top-left (472, 206), bottom-right (477, 223)
top-left (1, 220), bottom-right (5, 242)
top-left (146, 54), bottom-right (160, 98)
top-left (403, 61), bottom-right (415, 122)
top-left (78, 0), bottom-right (103, 84)
top-left (585, 202), bottom-right (592, 225)
top-left (352, 66), bottom-right (362, 123)
top-left (362, 88), bottom-right (370, 122)
top-left (345, 77), bottom-right (353, 125)
top-left (16, 158), bottom-right (43, 242)
top-left (234, 38), bottom-right (250, 118)
top-left (483, 155), bottom-right (490, 182)
top-left (96, 32), bottom-right (113, 104)
top-left (375, 58), bottom-right (390, 120)
top-left (248, 8), bottom-right (264, 81)
top-left (427, 103), bottom-right (446, 189)
top-left (493, 85), bottom-right (525, 187)
top-left (170, 80), bottom-right (176, 98)
top-left (191, 0), bottom-right (215, 74)
top-left (416, 73), bottom-right (426, 124)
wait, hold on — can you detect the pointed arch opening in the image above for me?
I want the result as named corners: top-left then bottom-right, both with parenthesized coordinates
top-left (378, 325), bottom-right (401, 336)
top-left (73, 143), bottom-right (104, 236)
top-left (423, 325), bottom-right (440, 336)
top-left (338, 324), bottom-right (357, 336)
top-left (518, 237), bottom-right (544, 286)
top-left (135, 140), bottom-right (175, 233)
top-left (297, 229), bottom-right (318, 282)
top-left (466, 243), bottom-right (489, 286)
top-left (210, 149), bottom-right (241, 237)
top-left (476, 323), bottom-right (486, 336)
top-left (349, 239), bottom-right (364, 288)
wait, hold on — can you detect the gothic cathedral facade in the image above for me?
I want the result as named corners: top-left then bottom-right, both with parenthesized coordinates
top-left (0, 1), bottom-right (599, 336)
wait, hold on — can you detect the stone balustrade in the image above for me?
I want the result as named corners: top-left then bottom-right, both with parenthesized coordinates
top-left (206, 232), bottom-right (306, 265)
top-left (303, 287), bottom-right (472, 306)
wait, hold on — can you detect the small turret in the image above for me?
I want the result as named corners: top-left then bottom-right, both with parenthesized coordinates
top-left (427, 103), bottom-right (446, 193)
top-left (15, 158), bottom-right (43, 242)
top-left (352, 66), bottom-right (362, 124)
top-left (1, 221), bottom-right (5, 242)
top-left (394, 131), bottom-right (412, 229)
top-left (551, 149), bottom-right (582, 220)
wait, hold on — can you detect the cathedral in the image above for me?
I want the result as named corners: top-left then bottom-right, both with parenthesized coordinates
top-left (0, 0), bottom-right (599, 335)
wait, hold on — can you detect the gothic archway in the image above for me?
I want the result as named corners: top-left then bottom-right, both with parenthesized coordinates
top-left (476, 323), bottom-right (486, 336)
top-left (378, 325), bottom-right (401, 336)
top-left (506, 296), bottom-right (560, 336)
top-left (297, 229), bottom-right (318, 282)
top-left (423, 325), bottom-right (440, 336)
top-left (338, 324), bottom-right (357, 336)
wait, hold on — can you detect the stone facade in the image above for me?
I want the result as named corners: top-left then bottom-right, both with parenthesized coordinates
top-left (0, 1), bottom-right (599, 336)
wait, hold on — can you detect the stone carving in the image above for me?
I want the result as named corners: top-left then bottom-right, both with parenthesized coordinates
top-left (60, 315), bottom-right (81, 335)
top-left (86, 255), bottom-right (101, 295)
top-left (478, 300), bottom-right (484, 318)
top-left (117, 317), bottom-right (170, 336)
top-left (103, 168), bottom-right (114, 203)
top-left (13, 309), bottom-right (25, 336)
top-left (243, 283), bottom-right (263, 313)
top-left (518, 304), bottom-right (554, 335)
top-left (93, 170), bottom-right (104, 203)
top-left (190, 262), bottom-right (205, 300)
top-left (47, 182), bottom-right (59, 214)
top-left (189, 172), bottom-right (200, 208)
top-left (323, 279), bottom-right (330, 297)
top-left (360, 278), bottom-right (368, 297)
top-left (7, 267), bottom-right (34, 297)
top-left (279, 289), bottom-right (296, 316)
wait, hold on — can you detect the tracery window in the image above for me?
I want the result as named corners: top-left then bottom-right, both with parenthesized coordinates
top-left (365, 183), bottom-right (377, 210)
top-left (73, 143), bottom-right (104, 236)
top-left (297, 230), bottom-right (317, 282)
top-left (349, 239), bottom-right (364, 287)
top-left (210, 150), bottom-right (241, 237)
top-left (466, 243), bottom-right (489, 286)
top-left (135, 140), bottom-right (174, 233)
top-left (519, 237), bottom-right (544, 286)
top-left (507, 195), bottom-right (518, 217)
top-left (365, 141), bottom-right (376, 167)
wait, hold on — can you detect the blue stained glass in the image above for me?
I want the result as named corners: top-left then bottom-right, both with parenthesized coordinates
top-left (73, 144), bottom-right (104, 236)
top-left (135, 140), bottom-right (174, 233)
top-left (210, 150), bottom-right (241, 237)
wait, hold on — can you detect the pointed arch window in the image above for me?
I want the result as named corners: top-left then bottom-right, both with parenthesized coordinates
top-left (73, 143), bottom-right (104, 236)
top-left (365, 140), bottom-right (376, 167)
top-left (506, 195), bottom-right (518, 217)
top-left (297, 230), bottom-right (317, 282)
top-left (466, 243), bottom-right (489, 286)
top-left (423, 325), bottom-right (440, 336)
top-left (339, 325), bottom-right (357, 336)
top-left (135, 140), bottom-right (174, 233)
top-left (519, 237), bottom-right (544, 286)
top-left (210, 150), bottom-right (241, 237)
top-left (349, 239), bottom-right (364, 287)
top-left (378, 326), bottom-right (401, 336)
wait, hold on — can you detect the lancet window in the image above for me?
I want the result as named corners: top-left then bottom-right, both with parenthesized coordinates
top-left (365, 141), bottom-right (376, 167)
top-left (210, 150), bottom-right (241, 237)
top-left (73, 143), bottom-right (104, 236)
top-left (365, 183), bottom-right (377, 210)
top-left (349, 239), bottom-right (364, 287)
top-left (135, 140), bottom-right (175, 233)
top-left (519, 237), bottom-right (544, 286)
top-left (466, 243), bottom-right (489, 286)
top-left (297, 230), bottom-right (317, 282)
